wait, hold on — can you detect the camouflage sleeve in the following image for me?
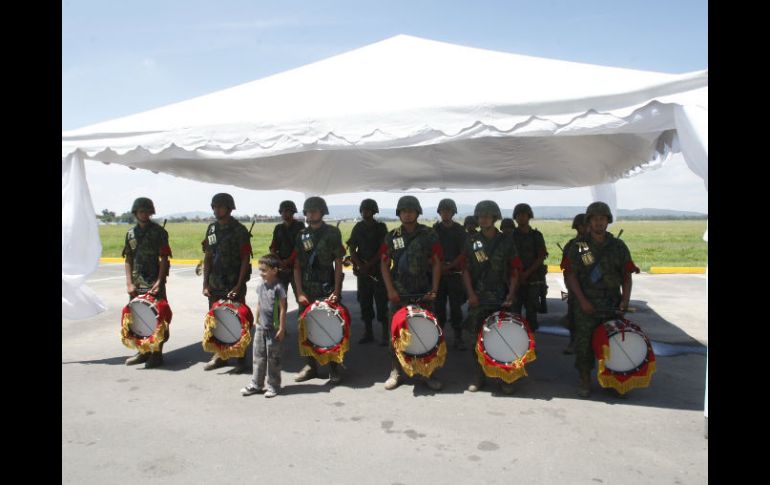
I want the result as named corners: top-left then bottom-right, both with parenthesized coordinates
top-left (347, 224), bottom-right (360, 251)
top-left (619, 240), bottom-right (640, 274)
top-left (160, 228), bottom-right (172, 257)
top-left (536, 230), bottom-right (548, 258)
top-left (565, 243), bottom-right (580, 274)
top-left (427, 229), bottom-right (443, 262)
top-left (202, 224), bottom-right (213, 253)
top-left (238, 225), bottom-right (252, 259)
top-left (331, 227), bottom-right (346, 259)
top-left (269, 224), bottom-right (280, 253)
top-left (121, 231), bottom-right (132, 259)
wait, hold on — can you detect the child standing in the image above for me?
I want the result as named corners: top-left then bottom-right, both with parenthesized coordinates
top-left (241, 254), bottom-right (287, 398)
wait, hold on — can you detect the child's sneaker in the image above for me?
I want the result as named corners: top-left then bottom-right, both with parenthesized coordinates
top-left (264, 388), bottom-right (278, 398)
top-left (241, 384), bottom-right (264, 396)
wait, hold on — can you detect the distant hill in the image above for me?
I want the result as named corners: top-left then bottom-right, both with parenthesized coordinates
top-left (324, 205), bottom-right (706, 220)
top-left (158, 205), bottom-right (706, 221)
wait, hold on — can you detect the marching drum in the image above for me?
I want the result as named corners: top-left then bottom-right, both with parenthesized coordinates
top-left (391, 305), bottom-right (446, 377)
top-left (120, 293), bottom-right (172, 352)
top-left (476, 311), bottom-right (536, 383)
top-left (593, 318), bottom-right (656, 394)
top-left (298, 299), bottom-right (351, 365)
top-left (203, 300), bottom-right (254, 359)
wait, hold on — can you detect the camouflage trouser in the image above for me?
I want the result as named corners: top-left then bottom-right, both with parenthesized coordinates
top-left (573, 294), bottom-right (620, 372)
top-left (435, 273), bottom-right (465, 330)
top-left (388, 299), bottom-right (435, 372)
top-left (357, 272), bottom-right (388, 323)
top-left (514, 282), bottom-right (542, 330)
top-left (251, 326), bottom-right (282, 392)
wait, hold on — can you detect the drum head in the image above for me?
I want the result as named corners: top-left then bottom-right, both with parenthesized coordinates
top-left (305, 308), bottom-right (344, 349)
top-left (212, 306), bottom-right (243, 344)
top-left (403, 314), bottom-right (440, 357)
top-left (606, 330), bottom-right (649, 372)
top-left (129, 300), bottom-right (158, 337)
top-left (482, 316), bottom-right (530, 364)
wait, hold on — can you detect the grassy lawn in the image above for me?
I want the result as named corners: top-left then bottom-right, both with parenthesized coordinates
top-left (99, 219), bottom-right (707, 271)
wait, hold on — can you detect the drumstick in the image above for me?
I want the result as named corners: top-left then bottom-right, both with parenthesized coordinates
top-left (489, 323), bottom-right (522, 361)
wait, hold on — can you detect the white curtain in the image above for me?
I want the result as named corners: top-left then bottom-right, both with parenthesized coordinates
top-left (62, 152), bottom-right (106, 319)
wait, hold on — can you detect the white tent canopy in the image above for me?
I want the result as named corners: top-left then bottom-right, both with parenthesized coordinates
top-left (62, 35), bottom-right (707, 319)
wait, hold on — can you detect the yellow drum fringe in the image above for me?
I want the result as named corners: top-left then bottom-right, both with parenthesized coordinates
top-left (297, 315), bottom-right (349, 365)
top-left (475, 341), bottom-right (537, 384)
top-left (596, 344), bottom-right (657, 394)
top-left (394, 328), bottom-right (447, 378)
top-left (120, 312), bottom-right (168, 353)
top-left (202, 313), bottom-right (251, 359)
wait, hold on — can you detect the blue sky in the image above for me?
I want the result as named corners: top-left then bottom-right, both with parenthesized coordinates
top-left (62, 0), bottom-right (708, 216)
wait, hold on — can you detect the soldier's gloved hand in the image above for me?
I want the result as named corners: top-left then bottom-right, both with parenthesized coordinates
top-left (328, 292), bottom-right (339, 303)
top-left (226, 288), bottom-right (239, 300)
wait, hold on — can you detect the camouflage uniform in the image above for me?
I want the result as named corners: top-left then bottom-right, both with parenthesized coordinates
top-left (270, 218), bottom-right (305, 301)
top-left (432, 220), bottom-right (467, 332)
top-left (203, 219), bottom-right (252, 306)
top-left (347, 219), bottom-right (389, 330)
top-left (462, 230), bottom-right (520, 336)
top-left (566, 232), bottom-right (638, 372)
top-left (381, 223), bottom-right (443, 377)
top-left (294, 222), bottom-right (346, 310)
top-left (122, 221), bottom-right (172, 300)
top-left (512, 227), bottom-right (548, 330)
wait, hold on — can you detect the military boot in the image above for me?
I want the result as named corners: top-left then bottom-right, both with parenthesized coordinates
top-left (384, 367), bottom-right (403, 390)
top-left (359, 320), bottom-right (374, 344)
top-left (125, 352), bottom-right (149, 366)
top-left (500, 382), bottom-right (515, 395)
top-left (423, 375), bottom-right (443, 391)
top-left (294, 359), bottom-right (318, 382)
top-left (203, 354), bottom-right (227, 371)
top-left (145, 328), bottom-right (169, 369)
top-left (328, 362), bottom-right (343, 385)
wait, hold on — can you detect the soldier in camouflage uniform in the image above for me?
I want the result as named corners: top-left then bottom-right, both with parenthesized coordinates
top-left (464, 215), bottom-right (479, 236)
top-left (461, 201), bottom-right (522, 394)
top-left (564, 202), bottom-right (639, 397)
top-left (202, 193), bottom-right (253, 372)
top-left (347, 199), bottom-right (389, 345)
top-left (380, 195), bottom-right (444, 391)
top-left (559, 213), bottom-right (588, 355)
top-left (292, 196), bottom-right (347, 385)
top-left (432, 198), bottom-right (468, 350)
top-left (269, 200), bottom-right (305, 303)
top-left (122, 197), bottom-right (172, 368)
top-left (511, 203), bottom-right (548, 331)
top-left (500, 218), bottom-right (514, 236)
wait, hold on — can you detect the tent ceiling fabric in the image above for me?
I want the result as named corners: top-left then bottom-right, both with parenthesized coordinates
top-left (62, 34), bottom-right (707, 194)
top-left (61, 35), bottom-right (707, 319)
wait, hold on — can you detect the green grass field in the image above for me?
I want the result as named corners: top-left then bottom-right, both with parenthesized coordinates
top-left (99, 219), bottom-right (707, 271)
